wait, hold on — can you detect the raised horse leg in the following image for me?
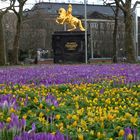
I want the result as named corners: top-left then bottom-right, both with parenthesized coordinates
top-left (67, 24), bottom-right (76, 31)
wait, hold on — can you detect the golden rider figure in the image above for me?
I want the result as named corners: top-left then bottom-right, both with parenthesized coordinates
top-left (56, 4), bottom-right (85, 31)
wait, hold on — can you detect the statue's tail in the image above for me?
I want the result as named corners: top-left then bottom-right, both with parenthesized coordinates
top-left (78, 20), bottom-right (85, 31)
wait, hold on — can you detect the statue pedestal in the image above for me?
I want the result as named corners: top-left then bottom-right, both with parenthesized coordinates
top-left (52, 31), bottom-right (87, 63)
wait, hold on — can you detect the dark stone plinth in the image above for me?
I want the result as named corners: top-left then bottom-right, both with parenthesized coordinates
top-left (52, 31), bottom-right (88, 63)
top-left (89, 58), bottom-right (112, 63)
top-left (38, 59), bottom-right (54, 64)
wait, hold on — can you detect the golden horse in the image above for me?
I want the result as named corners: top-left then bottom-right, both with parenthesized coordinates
top-left (56, 4), bottom-right (85, 31)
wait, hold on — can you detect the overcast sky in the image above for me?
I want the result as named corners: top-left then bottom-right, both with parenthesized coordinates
top-left (0, 0), bottom-right (140, 16)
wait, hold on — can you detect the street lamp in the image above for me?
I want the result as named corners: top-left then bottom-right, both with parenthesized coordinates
top-left (84, 0), bottom-right (88, 64)
top-left (132, 1), bottom-right (140, 61)
top-left (3, 24), bottom-right (9, 64)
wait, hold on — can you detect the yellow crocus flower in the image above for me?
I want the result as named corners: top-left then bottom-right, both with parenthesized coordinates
top-left (107, 114), bottom-right (114, 120)
top-left (77, 108), bottom-right (84, 116)
top-left (72, 121), bottom-right (77, 127)
top-left (80, 119), bottom-right (87, 129)
top-left (125, 113), bottom-right (132, 118)
top-left (90, 130), bottom-right (94, 136)
top-left (39, 103), bottom-right (43, 109)
top-left (51, 106), bottom-right (55, 110)
top-left (67, 114), bottom-right (72, 119)
top-left (87, 111), bottom-right (94, 117)
top-left (130, 117), bottom-right (137, 126)
top-left (78, 133), bottom-right (84, 140)
top-left (72, 115), bottom-right (79, 121)
top-left (9, 107), bottom-right (15, 113)
top-left (22, 115), bottom-right (27, 120)
top-left (118, 129), bottom-right (125, 137)
top-left (39, 112), bottom-right (44, 117)
top-left (97, 132), bottom-right (101, 139)
top-left (6, 117), bottom-right (11, 123)
top-left (33, 97), bottom-right (38, 103)
top-left (127, 134), bottom-right (133, 140)
top-left (101, 122), bottom-right (104, 128)
top-left (55, 114), bottom-right (61, 120)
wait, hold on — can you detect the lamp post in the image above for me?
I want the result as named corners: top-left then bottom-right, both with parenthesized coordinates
top-left (84, 0), bottom-right (88, 64)
top-left (132, 1), bottom-right (140, 61)
top-left (3, 24), bottom-right (9, 65)
top-left (133, 10), bottom-right (138, 60)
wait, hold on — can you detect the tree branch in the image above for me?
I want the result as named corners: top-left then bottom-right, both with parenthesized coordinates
top-left (11, 7), bottom-right (18, 16)
top-left (115, 0), bottom-right (126, 12)
top-left (132, 1), bottom-right (140, 11)
top-left (23, 0), bottom-right (28, 5)
top-left (0, 0), bottom-right (16, 15)
top-left (119, 0), bottom-right (125, 7)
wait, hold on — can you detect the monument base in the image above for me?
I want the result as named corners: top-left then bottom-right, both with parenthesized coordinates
top-left (89, 58), bottom-right (112, 63)
top-left (38, 59), bottom-right (54, 64)
top-left (52, 31), bottom-right (87, 63)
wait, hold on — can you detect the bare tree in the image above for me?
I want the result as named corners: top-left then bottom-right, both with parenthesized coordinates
top-left (104, 1), bottom-right (119, 63)
top-left (0, 11), bottom-right (5, 65)
top-left (115, 0), bottom-right (137, 63)
top-left (112, 5), bottom-right (119, 63)
top-left (11, 0), bottom-right (28, 64)
top-left (0, 0), bottom-right (15, 65)
top-left (103, 0), bottom-right (138, 63)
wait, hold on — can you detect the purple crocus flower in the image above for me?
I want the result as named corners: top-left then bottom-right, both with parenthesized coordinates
top-left (46, 94), bottom-right (58, 107)
top-left (2, 100), bottom-right (9, 110)
top-left (14, 136), bottom-right (22, 140)
top-left (32, 123), bottom-right (36, 131)
top-left (0, 94), bottom-right (18, 112)
top-left (133, 128), bottom-right (138, 139)
top-left (14, 132), bottom-right (66, 140)
top-left (55, 131), bottom-right (65, 140)
top-left (28, 123), bottom-right (36, 134)
top-left (21, 118), bottom-right (26, 130)
top-left (7, 114), bottom-right (26, 133)
top-left (99, 88), bottom-right (104, 94)
top-left (0, 122), bottom-right (4, 130)
top-left (125, 127), bottom-right (132, 135)
top-left (21, 132), bottom-right (29, 140)
top-left (124, 127), bottom-right (132, 140)
top-left (47, 133), bottom-right (55, 140)
top-left (133, 128), bottom-right (137, 135)
top-left (7, 114), bottom-right (19, 130)
top-left (36, 133), bottom-right (54, 140)
top-left (2, 64), bottom-right (140, 86)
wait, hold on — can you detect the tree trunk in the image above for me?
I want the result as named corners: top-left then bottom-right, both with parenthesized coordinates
top-left (0, 14), bottom-right (5, 65)
top-left (124, 9), bottom-right (136, 63)
top-left (112, 6), bottom-right (119, 63)
top-left (11, 3), bottom-right (25, 65)
top-left (12, 19), bottom-right (21, 64)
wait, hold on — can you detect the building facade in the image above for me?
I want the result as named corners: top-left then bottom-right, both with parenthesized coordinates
top-left (4, 2), bottom-right (140, 61)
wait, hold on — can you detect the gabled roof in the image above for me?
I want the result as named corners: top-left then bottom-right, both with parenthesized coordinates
top-left (29, 2), bottom-right (123, 18)
top-left (89, 11), bottom-right (114, 19)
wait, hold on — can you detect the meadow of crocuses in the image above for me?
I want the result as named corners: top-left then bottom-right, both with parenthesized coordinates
top-left (0, 64), bottom-right (140, 140)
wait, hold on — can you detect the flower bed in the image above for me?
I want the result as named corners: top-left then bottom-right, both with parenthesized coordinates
top-left (0, 64), bottom-right (140, 85)
top-left (0, 64), bottom-right (140, 139)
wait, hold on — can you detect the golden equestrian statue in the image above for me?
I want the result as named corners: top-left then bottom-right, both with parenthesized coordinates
top-left (56, 4), bottom-right (85, 31)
